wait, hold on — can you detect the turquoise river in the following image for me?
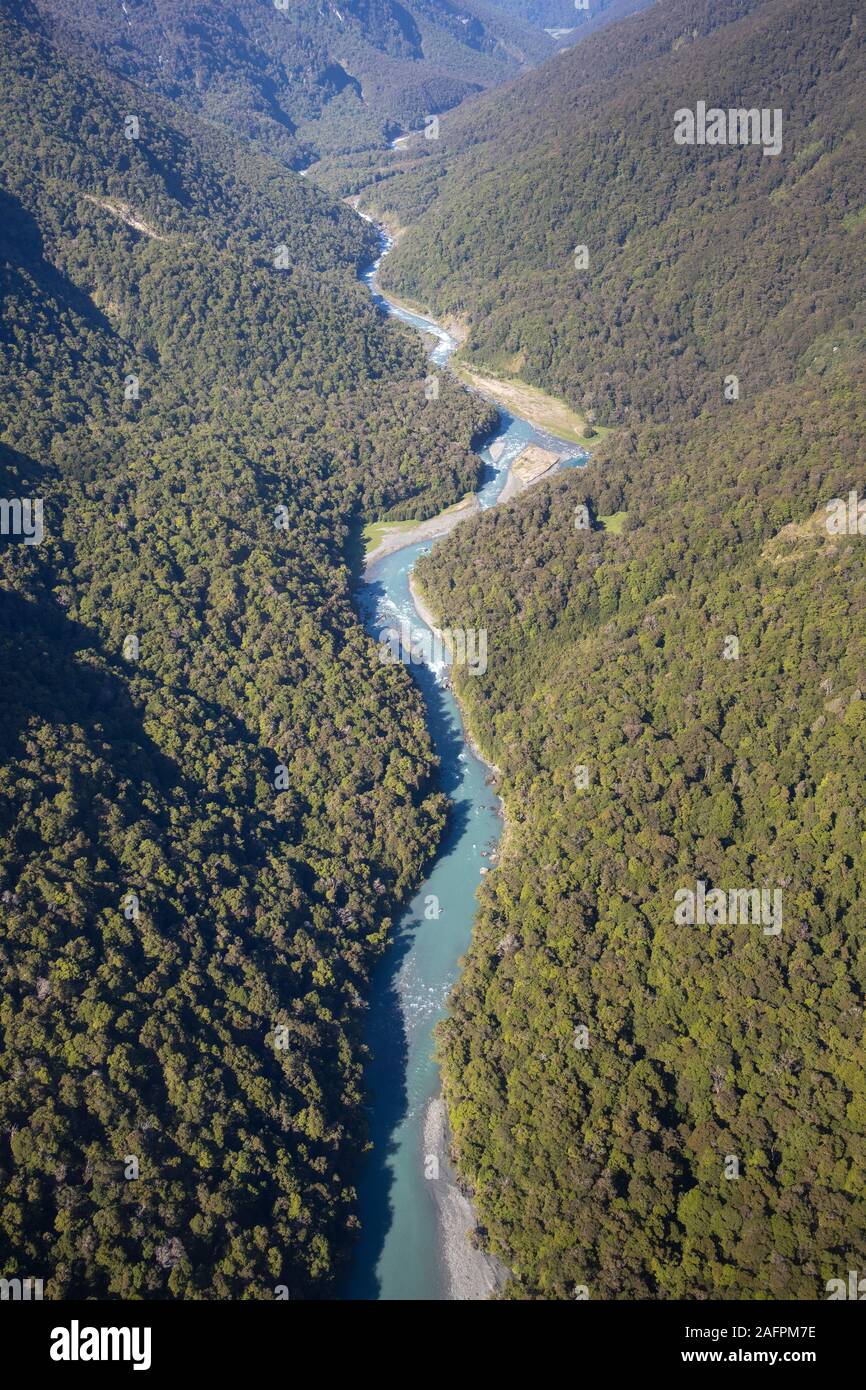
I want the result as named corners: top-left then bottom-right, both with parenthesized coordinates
top-left (344, 218), bottom-right (586, 1300)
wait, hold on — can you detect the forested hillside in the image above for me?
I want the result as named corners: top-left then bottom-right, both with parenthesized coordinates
top-left (394, 0), bottom-right (866, 1300)
top-left (372, 0), bottom-right (866, 425)
top-left (29, 0), bottom-right (554, 165)
top-left (0, 1), bottom-right (495, 1298)
top-left (416, 358), bottom-right (866, 1298)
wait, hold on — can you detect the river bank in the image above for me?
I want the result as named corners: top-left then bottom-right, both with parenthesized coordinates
top-left (409, 570), bottom-right (507, 790)
top-left (364, 495), bottom-right (479, 568)
top-left (453, 363), bottom-right (598, 446)
top-left (423, 1097), bottom-right (509, 1300)
top-left (496, 443), bottom-right (562, 505)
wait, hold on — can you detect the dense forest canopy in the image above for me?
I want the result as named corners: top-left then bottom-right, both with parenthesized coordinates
top-left (417, 361), bottom-right (866, 1297)
top-left (385, 0), bottom-right (866, 1299)
top-left (0, 0), bottom-right (495, 1297)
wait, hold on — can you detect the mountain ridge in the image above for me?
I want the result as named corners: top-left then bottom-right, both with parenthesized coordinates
top-left (372, 0), bottom-right (865, 424)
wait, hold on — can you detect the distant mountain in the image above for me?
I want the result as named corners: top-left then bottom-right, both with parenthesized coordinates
top-left (28, 0), bottom-right (556, 163)
top-left (374, 0), bottom-right (866, 424)
top-left (489, 0), bottom-right (657, 38)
